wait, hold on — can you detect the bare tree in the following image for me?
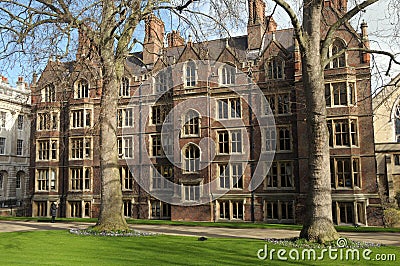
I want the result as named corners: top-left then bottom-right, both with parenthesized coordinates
top-left (272, 0), bottom-right (399, 242)
top-left (0, 0), bottom-right (244, 231)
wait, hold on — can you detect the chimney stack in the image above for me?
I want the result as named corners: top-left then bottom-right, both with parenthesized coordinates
top-left (167, 30), bottom-right (185, 47)
top-left (143, 14), bottom-right (165, 65)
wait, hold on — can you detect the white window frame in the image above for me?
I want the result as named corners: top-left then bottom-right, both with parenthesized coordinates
top-left (267, 56), bottom-right (285, 80)
top-left (325, 81), bottom-right (356, 107)
top-left (74, 79), bottom-right (89, 99)
top-left (16, 139), bottom-right (23, 156)
top-left (36, 168), bottom-right (57, 192)
top-left (264, 161), bottom-right (294, 189)
top-left (220, 65), bottom-right (236, 85)
top-left (70, 137), bottom-right (92, 160)
top-left (42, 84), bottom-right (56, 102)
top-left (184, 61), bottom-right (197, 88)
top-left (183, 184), bottom-right (200, 202)
top-left (37, 111), bottom-right (59, 131)
top-left (182, 144), bottom-right (200, 173)
top-left (37, 139), bottom-right (58, 161)
top-left (117, 136), bottom-right (134, 159)
top-left (218, 163), bottom-right (243, 190)
top-left (120, 77), bottom-right (130, 97)
top-left (70, 167), bottom-right (91, 191)
top-left (70, 108), bottom-right (92, 129)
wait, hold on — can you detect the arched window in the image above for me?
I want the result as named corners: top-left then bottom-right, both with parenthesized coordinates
top-left (395, 103), bottom-right (400, 142)
top-left (267, 57), bottom-right (284, 80)
top-left (183, 144), bottom-right (200, 173)
top-left (183, 110), bottom-right (200, 137)
top-left (120, 77), bottom-right (130, 97)
top-left (331, 39), bottom-right (346, 68)
top-left (75, 79), bottom-right (89, 99)
top-left (220, 65), bottom-right (236, 85)
top-left (0, 171), bottom-right (4, 190)
top-left (16, 171), bottom-right (25, 189)
top-left (42, 84), bottom-right (56, 102)
top-left (185, 61), bottom-right (196, 87)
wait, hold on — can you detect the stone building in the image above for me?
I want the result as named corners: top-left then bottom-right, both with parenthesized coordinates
top-left (29, 0), bottom-right (383, 225)
top-left (0, 75), bottom-right (31, 215)
top-left (373, 74), bottom-right (400, 206)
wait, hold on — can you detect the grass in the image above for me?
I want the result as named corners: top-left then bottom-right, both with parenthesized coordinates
top-left (1, 216), bottom-right (400, 232)
top-left (0, 230), bottom-right (398, 265)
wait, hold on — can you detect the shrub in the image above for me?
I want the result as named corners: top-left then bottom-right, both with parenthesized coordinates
top-left (383, 208), bottom-right (400, 228)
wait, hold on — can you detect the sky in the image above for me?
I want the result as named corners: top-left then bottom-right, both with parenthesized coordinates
top-left (0, 0), bottom-right (398, 90)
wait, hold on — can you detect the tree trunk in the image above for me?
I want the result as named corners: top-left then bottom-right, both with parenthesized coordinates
top-left (299, 0), bottom-right (339, 243)
top-left (94, 1), bottom-right (128, 231)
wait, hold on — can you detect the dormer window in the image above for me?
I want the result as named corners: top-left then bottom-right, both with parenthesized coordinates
top-left (220, 65), bottom-right (236, 85)
top-left (329, 39), bottom-right (346, 68)
top-left (42, 84), bottom-right (56, 102)
top-left (75, 79), bottom-right (89, 99)
top-left (185, 61), bottom-right (196, 87)
top-left (267, 57), bottom-right (284, 80)
top-left (120, 77), bottom-right (130, 97)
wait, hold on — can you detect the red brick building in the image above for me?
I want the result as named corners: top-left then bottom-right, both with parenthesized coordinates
top-left (29, 0), bottom-right (383, 225)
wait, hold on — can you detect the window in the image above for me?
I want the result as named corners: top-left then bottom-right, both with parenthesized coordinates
top-left (155, 71), bottom-right (168, 93)
top-left (117, 136), bottom-right (133, 158)
top-left (37, 139), bottom-right (58, 160)
top-left (150, 135), bottom-right (163, 157)
top-left (267, 57), bottom-right (284, 79)
top-left (71, 109), bottom-right (92, 128)
top-left (75, 79), bottom-right (89, 98)
top-left (70, 137), bottom-right (91, 159)
top-left (0, 137), bottom-right (5, 154)
top-left (394, 154), bottom-right (400, 166)
top-left (0, 111), bottom-right (6, 128)
top-left (264, 126), bottom-right (291, 152)
top-left (265, 201), bottom-right (294, 221)
top-left (219, 163), bottom-right (243, 189)
top-left (37, 112), bottom-right (59, 131)
top-left (183, 185), bottom-right (200, 201)
top-left (394, 103), bottom-right (400, 142)
top-left (217, 130), bottom-right (242, 154)
top-left (329, 39), bottom-right (346, 69)
top-left (220, 65), bottom-right (236, 85)
top-left (217, 98), bottom-right (241, 119)
top-left (36, 168), bottom-right (57, 191)
top-left (265, 161), bottom-right (293, 189)
top-left (185, 61), bottom-right (196, 87)
top-left (151, 104), bottom-right (171, 125)
top-left (333, 201), bottom-right (365, 225)
top-left (219, 200), bottom-right (244, 220)
top-left (265, 93), bottom-right (290, 115)
top-left (117, 108), bottom-right (133, 127)
top-left (327, 119), bottom-right (358, 147)
top-left (36, 201), bottom-right (47, 217)
top-left (151, 200), bottom-right (171, 219)
top-left (16, 175), bottom-right (21, 189)
top-left (152, 165), bottom-right (173, 190)
top-left (17, 139), bottom-right (23, 156)
top-left (70, 167), bottom-right (91, 191)
top-left (120, 77), bottom-right (130, 97)
top-left (331, 157), bottom-right (360, 189)
top-left (70, 201), bottom-right (82, 218)
top-left (124, 201), bottom-right (132, 217)
top-left (325, 82), bottom-right (356, 106)
top-left (42, 84), bottom-right (56, 102)
top-left (119, 166), bottom-right (134, 190)
top-left (183, 144), bottom-right (200, 173)
top-left (182, 110), bottom-right (199, 136)
top-left (0, 172), bottom-right (3, 189)
top-left (17, 115), bottom-right (24, 130)
top-left (264, 127), bottom-right (276, 152)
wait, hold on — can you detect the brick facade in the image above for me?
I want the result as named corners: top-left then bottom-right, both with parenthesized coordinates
top-left (29, 0), bottom-right (383, 225)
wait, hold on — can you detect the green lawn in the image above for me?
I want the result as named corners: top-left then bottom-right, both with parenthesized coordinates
top-left (0, 230), bottom-right (398, 265)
